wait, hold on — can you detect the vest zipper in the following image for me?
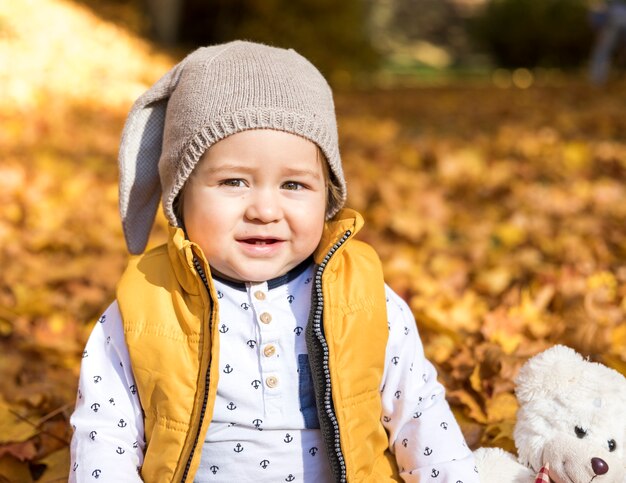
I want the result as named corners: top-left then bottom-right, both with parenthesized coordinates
top-left (180, 257), bottom-right (214, 483)
top-left (308, 230), bottom-right (352, 483)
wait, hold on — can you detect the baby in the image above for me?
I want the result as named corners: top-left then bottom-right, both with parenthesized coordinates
top-left (69, 40), bottom-right (479, 482)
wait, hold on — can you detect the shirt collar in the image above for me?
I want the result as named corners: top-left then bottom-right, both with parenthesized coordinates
top-left (211, 256), bottom-right (314, 292)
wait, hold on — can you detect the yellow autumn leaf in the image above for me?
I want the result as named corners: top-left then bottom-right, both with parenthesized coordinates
top-left (494, 222), bottom-right (527, 249)
top-left (0, 398), bottom-right (39, 443)
top-left (424, 334), bottom-right (456, 365)
top-left (562, 141), bottom-right (591, 172)
top-left (486, 392), bottom-right (518, 423)
top-left (611, 324), bottom-right (626, 359)
top-left (475, 266), bottom-right (513, 296)
top-left (482, 420), bottom-right (516, 453)
top-left (448, 390), bottom-right (487, 424)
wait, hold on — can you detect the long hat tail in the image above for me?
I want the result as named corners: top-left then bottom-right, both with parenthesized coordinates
top-left (118, 58), bottom-right (187, 254)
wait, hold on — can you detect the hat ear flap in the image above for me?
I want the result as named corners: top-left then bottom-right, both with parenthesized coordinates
top-left (118, 59), bottom-right (187, 254)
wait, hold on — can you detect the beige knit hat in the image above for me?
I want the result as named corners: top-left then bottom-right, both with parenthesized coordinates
top-left (118, 40), bottom-right (346, 254)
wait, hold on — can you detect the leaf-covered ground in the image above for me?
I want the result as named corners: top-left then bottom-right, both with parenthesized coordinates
top-left (1, 0), bottom-right (626, 480)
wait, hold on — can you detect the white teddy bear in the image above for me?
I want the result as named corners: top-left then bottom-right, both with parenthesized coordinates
top-left (475, 345), bottom-right (626, 483)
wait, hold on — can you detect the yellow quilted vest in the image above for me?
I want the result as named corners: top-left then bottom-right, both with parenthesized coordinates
top-left (117, 209), bottom-right (399, 482)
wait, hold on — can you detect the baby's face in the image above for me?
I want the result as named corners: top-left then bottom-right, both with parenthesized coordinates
top-left (183, 129), bottom-right (327, 283)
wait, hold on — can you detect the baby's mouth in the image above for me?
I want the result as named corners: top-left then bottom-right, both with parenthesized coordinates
top-left (241, 238), bottom-right (280, 245)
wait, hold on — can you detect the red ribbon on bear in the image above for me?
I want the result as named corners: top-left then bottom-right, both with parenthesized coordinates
top-left (535, 463), bottom-right (551, 483)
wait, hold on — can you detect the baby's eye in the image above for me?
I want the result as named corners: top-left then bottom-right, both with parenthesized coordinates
top-left (608, 439), bottom-right (616, 452)
top-left (574, 426), bottom-right (587, 438)
top-left (282, 181), bottom-right (304, 190)
top-left (220, 179), bottom-right (245, 187)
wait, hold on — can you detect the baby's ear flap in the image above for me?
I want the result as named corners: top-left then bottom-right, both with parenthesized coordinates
top-left (118, 59), bottom-right (187, 254)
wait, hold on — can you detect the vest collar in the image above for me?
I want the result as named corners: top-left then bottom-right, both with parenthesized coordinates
top-left (313, 208), bottom-right (364, 264)
top-left (167, 224), bottom-right (206, 296)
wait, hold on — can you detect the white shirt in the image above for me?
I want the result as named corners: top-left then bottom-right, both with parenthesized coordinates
top-left (70, 264), bottom-right (478, 482)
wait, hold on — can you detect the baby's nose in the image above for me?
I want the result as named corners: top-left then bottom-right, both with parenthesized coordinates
top-left (591, 457), bottom-right (608, 475)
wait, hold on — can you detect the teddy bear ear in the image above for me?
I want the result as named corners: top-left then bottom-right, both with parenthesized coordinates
top-left (514, 345), bottom-right (584, 405)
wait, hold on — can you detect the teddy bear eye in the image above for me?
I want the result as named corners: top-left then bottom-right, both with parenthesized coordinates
top-left (608, 439), bottom-right (616, 452)
top-left (575, 426), bottom-right (587, 438)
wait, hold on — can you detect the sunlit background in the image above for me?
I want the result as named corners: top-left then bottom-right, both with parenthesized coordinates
top-left (1, 0), bottom-right (625, 480)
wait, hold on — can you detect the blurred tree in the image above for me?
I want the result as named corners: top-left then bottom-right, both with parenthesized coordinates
top-left (366, 0), bottom-right (480, 68)
top-left (71, 0), bottom-right (379, 80)
top-left (174, 0), bottom-right (380, 80)
top-left (145, 0), bottom-right (183, 46)
top-left (469, 0), bottom-right (594, 68)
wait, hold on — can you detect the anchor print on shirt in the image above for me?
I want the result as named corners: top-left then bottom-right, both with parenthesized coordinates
top-left (251, 379), bottom-right (261, 389)
top-left (246, 339), bottom-right (257, 349)
top-left (260, 459), bottom-right (270, 469)
top-left (217, 290), bottom-right (224, 299)
top-left (233, 443), bottom-right (244, 453)
top-left (240, 303), bottom-right (250, 311)
top-left (309, 447), bottom-right (318, 456)
top-left (293, 326), bottom-right (303, 336)
top-left (223, 364), bottom-right (234, 374)
top-left (92, 469), bottom-right (102, 478)
top-left (98, 314), bottom-right (106, 324)
top-left (118, 419), bottom-right (127, 428)
top-left (283, 433), bottom-right (293, 443)
top-left (210, 465), bottom-right (219, 474)
top-left (116, 446), bottom-right (125, 455)
top-left (423, 447), bottom-right (433, 456)
top-left (252, 419), bottom-right (263, 430)
top-left (91, 403), bottom-right (100, 412)
top-left (431, 468), bottom-right (440, 477)
top-left (219, 324), bottom-right (229, 334)
top-left (441, 421), bottom-right (448, 430)
top-left (287, 294), bottom-right (295, 304)
top-left (226, 401), bottom-right (237, 410)
top-left (285, 475), bottom-right (295, 482)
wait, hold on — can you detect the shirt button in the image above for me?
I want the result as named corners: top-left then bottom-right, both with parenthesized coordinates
top-left (260, 312), bottom-right (272, 324)
top-left (263, 345), bottom-right (276, 357)
top-left (254, 290), bottom-right (266, 301)
top-left (266, 376), bottom-right (279, 388)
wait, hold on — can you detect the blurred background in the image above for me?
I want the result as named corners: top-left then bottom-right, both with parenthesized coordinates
top-left (1, 0), bottom-right (625, 480)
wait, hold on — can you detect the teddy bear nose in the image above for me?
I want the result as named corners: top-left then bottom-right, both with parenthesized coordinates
top-left (591, 457), bottom-right (608, 475)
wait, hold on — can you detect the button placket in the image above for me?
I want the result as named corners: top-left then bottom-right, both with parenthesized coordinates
top-left (248, 282), bottom-right (282, 404)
